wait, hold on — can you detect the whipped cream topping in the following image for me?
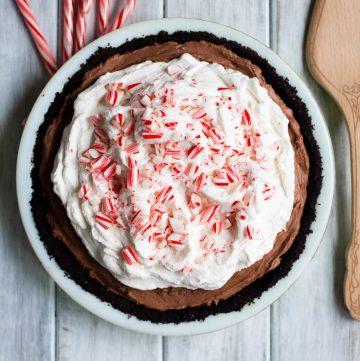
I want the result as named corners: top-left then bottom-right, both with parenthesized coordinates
top-left (51, 53), bottom-right (295, 290)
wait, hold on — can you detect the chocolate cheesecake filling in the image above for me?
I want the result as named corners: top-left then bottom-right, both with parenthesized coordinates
top-left (37, 41), bottom-right (309, 311)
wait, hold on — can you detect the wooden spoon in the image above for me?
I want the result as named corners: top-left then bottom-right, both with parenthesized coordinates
top-left (306, 0), bottom-right (360, 320)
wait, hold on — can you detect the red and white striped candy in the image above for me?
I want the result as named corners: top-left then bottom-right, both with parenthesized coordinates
top-left (191, 107), bottom-right (207, 119)
top-left (209, 145), bottom-right (222, 154)
top-left (212, 221), bottom-right (224, 235)
top-left (95, 212), bottom-right (113, 230)
top-left (78, 184), bottom-right (90, 201)
top-left (149, 209), bottom-right (163, 226)
top-left (189, 193), bottom-right (202, 214)
top-left (122, 246), bottom-right (138, 265)
top-left (201, 121), bottom-right (212, 130)
top-left (127, 155), bottom-right (138, 168)
top-left (138, 221), bottom-right (152, 235)
top-left (187, 145), bottom-right (204, 160)
top-left (131, 210), bottom-right (143, 225)
top-left (126, 82), bottom-right (142, 91)
top-left (101, 197), bottom-right (115, 215)
top-left (199, 205), bottom-right (220, 225)
top-left (246, 135), bottom-right (255, 147)
top-left (91, 156), bottom-right (111, 172)
top-left (166, 147), bottom-right (184, 158)
top-left (172, 163), bottom-right (185, 176)
top-left (242, 109), bottom-right (251, 126)
top-left (62, 0), bottom-right (75, 63)
top-left (168, 233), bottom-right (184, 245)
top-left (139, 94), bottom-right (152, 107)
top-left (103, 162), bottom-right (117, 180)
top-left (209, 127), bottom-right (225, 144)
top-left (242, 191), bottom-right (255, 208)
top-left (213, 176), bottom-right (229, 187)
top-left (97, 0), bottom-right (110, 35)
top-left (112, 113), bottom-right (124, 128)
top-left (118, 134), bottom-right (125, 147)
top-left (184, 163), bottom-right (200, 178)
top-left (104, 90), bottom-right (120, 107)
top-left (225, 165), bottom-right (240, 183)
top-left (125, 143), bottom-right (140, 155)
top-left (91, 142), bottom-right (107, 154)
top-left (127, 168), bottom-right (139, 189)
top-left (164, 121), bottom-right (178, 128)
top-left (143, 131), bottom-right (163, 140)
top-left (74, 0), bottom-right (93, 52)
top-left (15, 0), bottom-right (58, 75)
top-left (245, 225), bottom-right (253, 240)
top-left (156, 186), bottom-right (174, 204)
top-left (105, 0), bottom-right (137, 33)
top-left (194, 173), bottom-right (207, 193)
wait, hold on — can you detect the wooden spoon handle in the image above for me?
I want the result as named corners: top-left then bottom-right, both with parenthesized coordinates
top-left (343, 89), bottom-right (360, 320)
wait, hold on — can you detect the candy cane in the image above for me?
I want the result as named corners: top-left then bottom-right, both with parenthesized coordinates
top-left (15, 0), bottom-right (58, 75)
top-left (97, 0), bottom-right (110, 35)
top-left (105, 0), bottom-right (137, 33)
top-left (62, 0), bottom-right (75, 63)
top-left (74, 0), bottom-right (93, 52)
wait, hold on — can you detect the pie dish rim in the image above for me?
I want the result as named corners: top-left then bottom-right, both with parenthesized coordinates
top-left (16, 18), bottom-right (334, 336)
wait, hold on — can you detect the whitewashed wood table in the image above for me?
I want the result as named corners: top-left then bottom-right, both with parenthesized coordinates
top-left (1, 1), bottom-right (360, 360)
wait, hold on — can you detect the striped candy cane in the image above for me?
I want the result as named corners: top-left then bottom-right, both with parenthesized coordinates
top-left (74, 0), bottom-right (93, 52)
top-left (62, 0), bottom-right (75, 63)
top-left (15, 0), bottom-right (58, 75)
top-left (97, 0), bottom-right (110, 35)
top-left (105, 0), bottom-right (137, 33)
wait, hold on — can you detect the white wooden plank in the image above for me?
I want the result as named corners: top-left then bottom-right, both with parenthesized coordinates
top-left (166, 0), bottom-right (269, 44)
top-left (164, 1), bottom-right (270, 360)
top-left (0, 2), bottom-right (58, 361)
top-left (56, 2), bottom-right (163, 361)
top-left (271, 1), bottom-right (360, 360)
top-left (56, 290), bottom-right (161, 361)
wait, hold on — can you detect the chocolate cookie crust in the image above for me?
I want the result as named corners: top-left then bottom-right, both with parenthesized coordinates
top-left (31, 31), bottom-right (323, 324)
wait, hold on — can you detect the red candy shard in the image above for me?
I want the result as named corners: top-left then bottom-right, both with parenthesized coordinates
top-left (122, 246), bottom-right (138, 265)
top-left (95, 212), bottom-right (113, 230)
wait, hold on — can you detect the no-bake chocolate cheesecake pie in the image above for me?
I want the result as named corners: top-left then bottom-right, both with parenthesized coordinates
top-left (31, 31), bottom-right (322, 323)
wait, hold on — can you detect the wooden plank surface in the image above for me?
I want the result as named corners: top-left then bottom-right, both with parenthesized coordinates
top-left (55, 2), bottom-right (164, 361)
top-left (164, 1), bottom-right (270, 360)
top-left (271, 1), bottom-right (360, 360)
top-left (0, 2), bottom-right (57, 361)
top-left (2, 0), bottom-right (360, 360)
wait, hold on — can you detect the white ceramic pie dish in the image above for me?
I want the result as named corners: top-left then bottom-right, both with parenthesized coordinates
top-left (16, 18), bottom-right (334, 336)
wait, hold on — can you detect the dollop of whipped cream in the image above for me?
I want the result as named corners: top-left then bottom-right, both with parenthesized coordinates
top-left (52, 53), bottom-right (295, 290)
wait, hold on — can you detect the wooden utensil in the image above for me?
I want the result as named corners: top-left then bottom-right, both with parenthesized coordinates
top-left (306, 0), bottom-right (360, 320)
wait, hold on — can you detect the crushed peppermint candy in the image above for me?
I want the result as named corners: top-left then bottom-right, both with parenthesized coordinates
top-left (52, 53), bottom-right (295, 291)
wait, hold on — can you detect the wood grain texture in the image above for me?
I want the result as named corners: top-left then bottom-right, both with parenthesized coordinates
top-left (0, 2), bottom-right (57, 361)
top-left (2, 1), bottom-right (360, 360)
top-left (164, 1), bottom-right (270, 360)
top-left (166, 0), bottom-right (269, 44)
top-left (55, 2), bottom-right (164, 361)
top-left (306, 0), bottom-right (360, 321)
top-left (56, 290), bottom-right (162, 361)
top-left (271, 0), bottom-right (360, 359)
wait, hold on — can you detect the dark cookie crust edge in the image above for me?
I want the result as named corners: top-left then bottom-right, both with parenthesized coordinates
top-left (30, 31), bottom-right (323, 324)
